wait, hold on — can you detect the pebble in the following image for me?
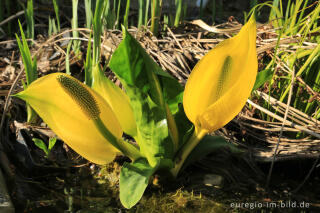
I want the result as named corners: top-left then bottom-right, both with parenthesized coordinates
top-left (203, 174), bottom-right (224, 188)
top-left (0, 170), bottom-right (14, 213)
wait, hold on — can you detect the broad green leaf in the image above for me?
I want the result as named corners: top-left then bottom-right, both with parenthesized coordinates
top-left (183, 15), bottom-right (258, 132)
top-left (252, 69), bottom-right (273, 91)
top-left (180, 135), bottom-right (243, 172)
top-left (32, 138), bottom-right (48, 155)
top-left (14, 73), bottom-right (122, 165)
top-left (120, 158), bottom-right (156, 209)
top-left (121, 84), bottom-right (173, 168)
top-left (109, 28), bottom-right (179, 168)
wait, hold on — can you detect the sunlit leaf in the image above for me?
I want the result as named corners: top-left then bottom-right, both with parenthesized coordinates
top-left (253, 68), bottom-right (273, 91)
top-left (32, 138), bottom-right (48, 155)
top-left (120, 158), bottom-right (156, 209)
top-left (109, 27), bottom-right (178, 168)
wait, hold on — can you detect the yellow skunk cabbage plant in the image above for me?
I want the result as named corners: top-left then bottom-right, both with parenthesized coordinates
top-left (14, 14), bottom-right (257, 209)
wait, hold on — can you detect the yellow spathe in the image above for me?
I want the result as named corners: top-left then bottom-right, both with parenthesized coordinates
top-left (92, 64), bottom-right (137, 137)
top-left (183, 16), bottom-right (257, 132)
top-left (15, 73), bottom-right (122, 164)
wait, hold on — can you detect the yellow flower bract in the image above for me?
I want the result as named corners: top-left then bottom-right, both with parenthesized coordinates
top-left (15, 73), bottom-right (122, 164)
top-left (183, 16), bottom-right (258, 132)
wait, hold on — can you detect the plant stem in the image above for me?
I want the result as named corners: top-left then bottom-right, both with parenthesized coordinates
top-left (171, 128), bottom-right (208, 177)
top-left (151, 0), bottom-right (161, 36)
top-left (138, 0), bottom-right (144, 28)
top-left (94, 118), bottom-right (142, 161)
top-left (84, 0), bottom-right (92, 28)
top-left (72, 0), bottom-right (80, 56)
top-left (212, 0), bottom-right (216, 22)
top-left (123, 0), bottom-right (130, 29)
top-left (144, 0), bottom-right (150, 26)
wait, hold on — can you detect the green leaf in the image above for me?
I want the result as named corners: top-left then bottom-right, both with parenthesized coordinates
top-left (253, 69), bottom-right (273, 91)
top-left (48, 137), bottom-right (57, 151)
top-left (181, 135), bottom-right (243, 172)
top-left (120, 158), bottom-right (156, 209)
top-left (32, 138), bottom-right (48, 155)
top-left (109, 27), bottom-right (178, 168)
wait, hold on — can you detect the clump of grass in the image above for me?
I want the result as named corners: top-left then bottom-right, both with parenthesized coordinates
top-left (15, 21), bottom-right (38, 123)
top-left (103, 0), bottom-right (119, 29)
top-left (48, 16), bottom-right (58, 36)
top-left (249, 0), bottom-right (320, 136)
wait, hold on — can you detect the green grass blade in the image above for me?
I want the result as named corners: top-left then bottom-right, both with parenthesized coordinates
top-left (48, 16), bottom-right (53, 36)
top-left (116, 0), bottom-right (121, 29)
top-left (199, 0), bottom-right (203, 18)
top-left (93, 0), bottom-right (106, 65)
top-left (144, 0), bottom-right (150, 26)
top-left (280, 44), bottom-right (320, 103)
top-left (174, 0), bottom-right (182, 27)
top-left (287, 0), bottom-right (303, 35)
top-left (84, 32), bottom-right (92, 86)
top-left (16, 21), bottom-right (37, 85)
top-left (16, 20), bottom-right (38, 123)
top-left (138, 0), bottom-right (144, 27)
top-left (151, 0), bottom-right (161, 36)
top-left (26, 0), bottom-right (34, 39)
top-left (65, 40), bottom-right (73, 75)
top-left (296, 0), bottom-right (309, 30)
top-left (72, 0), bottom-right (80, 55)
top-left (85, 0), bottom-right (93, 28)
top-left (123, 0), bottom-right (130, 29)
top-left (211, 0), bottom-right (216, 21)
top-left (52, 0), bottom-right (60, 32)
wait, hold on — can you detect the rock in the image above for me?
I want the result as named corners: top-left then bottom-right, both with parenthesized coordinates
top-left (203, 174), bottom-right (224, 188)
top-left (0, 170), bottom-right (14, 213)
